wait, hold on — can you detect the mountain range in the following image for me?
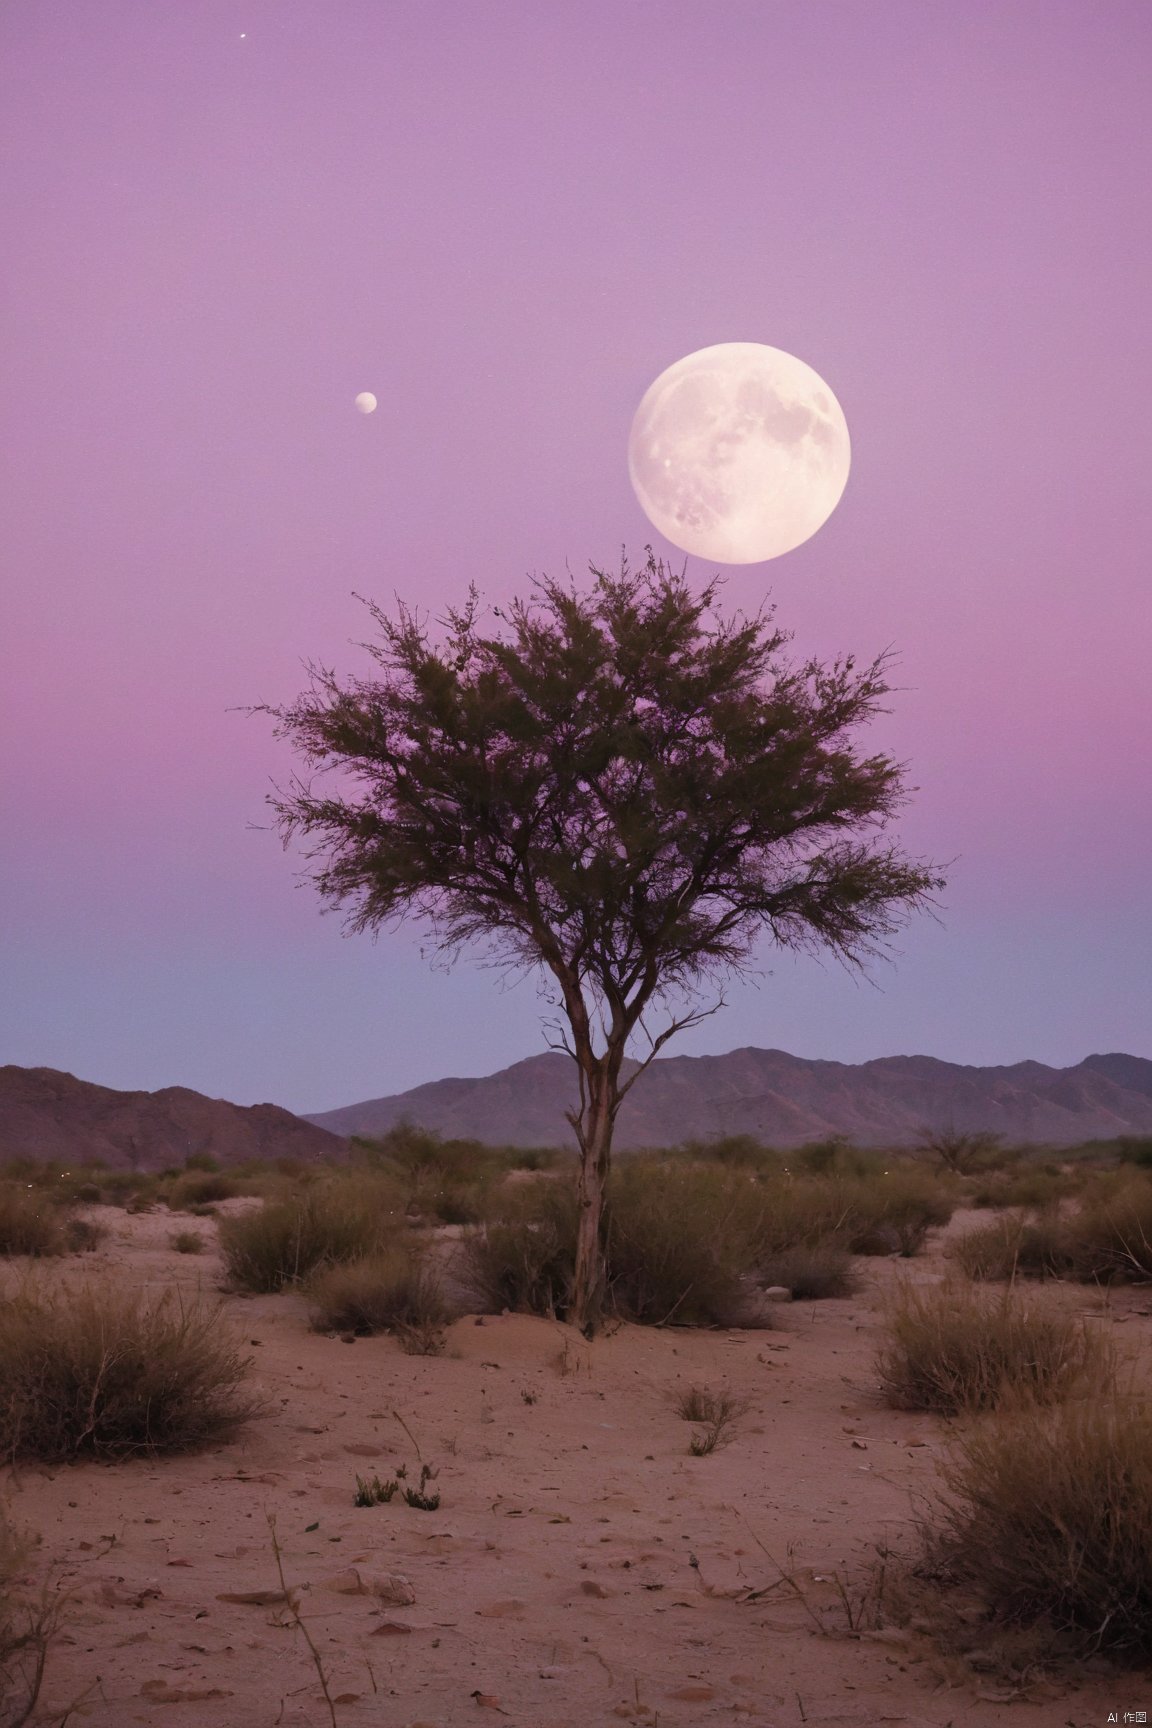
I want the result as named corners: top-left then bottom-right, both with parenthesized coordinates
top-left (3, 1048), bottom-right (1149, 1170)
top-left (305, 1047), bottom-right (1152, 1150)
top-left (0, 1065), bottom-right (343, 1169)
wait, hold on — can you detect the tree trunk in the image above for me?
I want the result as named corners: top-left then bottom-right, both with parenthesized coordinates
top-left (570, 1070), bottom-right (615, 1338)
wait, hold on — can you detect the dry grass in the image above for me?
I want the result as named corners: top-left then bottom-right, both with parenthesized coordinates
top-left (308, 1248), bottom-right (452, 1352)
top-left (63, 1216), bottom-right (106, 1254)
top-left (923, 1393), bottom-right (1152, 1663)
top-left (458, 1179), bottom-right (578, 1318)
top-left (1066, 1176), bottom-right (1152, 1283)
top-left (0, 1508), bottom-right (60, 1728)
top-left (218, 1175), bottom-right (404, 1292)
top-left (841, 1170), bottom-right (955, 1256)
top-left (169, 1229), bottom-right (207, 1255)
top-left (756, 1242), bottom-right (855, 1299)
top-left (605, 1161), bottom-right (767, 1327)
top-left (0, 1282), bottom-right (264, 1462)
top-left (0, 1188), bottom-right (65, 1259)
top-left (946, 1212), bottom-right (1072, 1282)
top-left (163, 1170), bottom-right (243, 1211)
top-left (671, 1385), bottom-right (751, 1454)
top-left (875, 1280), bottom-right (1109, 1415)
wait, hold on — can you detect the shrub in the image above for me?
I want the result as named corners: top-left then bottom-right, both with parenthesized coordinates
top-left (916, 1128), bottom-right (1005, 1175)
top-left (459, 1179), bottom-right (578, 1318)
top-left (1115, 1136), bottom-right (1152, 1170)
top-left (748, 1175), bottom-right (855, 1257)
top-left (1065, 1177), bottom-right (1152, 1283)
top-left (793, 1136), bottom-right (852, 1175)
top-left (605, 1161), bottom-right (766, 1327)
top-left (967, 1165), bottom-right (1075, 1212)
top-left (218, 1176), bottom-right (403, 1292)
top-left (96, 1171), bottom-right (159, 1210)
top-left (351, 1122), bottom-right (502, 1223)
top-left (0, 1188), bottom-right (65, 1259)
top-left (182, 1152), bottom-right (221, 1173)
top-left (842, 1170), bottom-right (955, 1256)
top-left (746, 1168), bottom-right (953, 1264)
top-left (169, 1230), bottom-right (206, 1255)
top-left (64, 1217), bottom-right (106, 1254)
top-left (926, 1394), bottom-right (1152, 1661)
top-left (673, 1385), bottom-right (745, 1424)
top-left (678, 1134), bottom-right (779, 1172)
top-left (947, 1213), bottom-right (1072, 1282)
top-left (672, 1385), bottom-right (751, 1455)
top-left (1, 1507), bottom-right (59, 1728)
top-left (0, 1284), bottom-right (262, 1461)
top-left (164, 1171), bottom-right (240, 1210)
top-left (757, 1242), bottom-right (855, 1299)
top-left (876, 1281), bottom-right (1108, 1416)
top-left (308, 1248), bottom-right (451, 1351)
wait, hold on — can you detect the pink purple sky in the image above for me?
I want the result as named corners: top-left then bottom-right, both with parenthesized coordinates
top-left (2, 1), bottom-right (1149, 1115)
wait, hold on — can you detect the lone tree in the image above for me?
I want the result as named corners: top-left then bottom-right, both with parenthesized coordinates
top-left (259, 554), bottom-right (944, 1335)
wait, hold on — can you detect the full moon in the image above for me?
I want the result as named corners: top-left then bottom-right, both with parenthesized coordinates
top-left (354, 391), bottom-right (378, 415)
top-left (628, 343), bottom-right (850, 563)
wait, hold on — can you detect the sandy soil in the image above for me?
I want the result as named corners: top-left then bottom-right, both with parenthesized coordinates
top-left (3, 1204), bottom-right (1150, 1728)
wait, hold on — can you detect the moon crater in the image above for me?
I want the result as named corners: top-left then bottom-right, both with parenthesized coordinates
top-left (628, 343), bottom-right (850, 564)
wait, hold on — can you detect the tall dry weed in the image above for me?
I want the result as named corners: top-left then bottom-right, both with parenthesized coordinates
top-left (876, 1280), bottom-right (1109, 1415)
top-left (0, 1282), bottom-right (263, 1462)
top-left (218, 1174), bottom-right (404, 1292)
top-left (925, 1393), bottom-right (1152, 1662)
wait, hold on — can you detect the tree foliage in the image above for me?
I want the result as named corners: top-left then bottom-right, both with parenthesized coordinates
top-left (258, 553), bottom-right (944, 1331)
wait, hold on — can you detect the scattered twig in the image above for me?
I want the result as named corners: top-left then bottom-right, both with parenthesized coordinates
top-left (265, 1512), bottom-right (338, 1728)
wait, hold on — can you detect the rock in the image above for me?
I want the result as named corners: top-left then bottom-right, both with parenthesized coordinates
top-left (580, 1579), bottom-right (613, 1598)
top-left (369, 1572), bottom-right (416, 1605)
top-left (762, 1285), bottom-right (792, 1302)
top-left (321, 1568), bottom-right (364, 1595)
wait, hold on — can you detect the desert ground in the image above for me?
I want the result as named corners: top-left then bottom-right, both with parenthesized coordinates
top-left (3, 1200), bottom-right (1149, 1728)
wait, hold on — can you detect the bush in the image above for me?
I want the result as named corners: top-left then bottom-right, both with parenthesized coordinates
top-left (169, 1230), bottom-right (206, 1255)
top-left (218, 1176), bottom-right (403, 1292)
top-left (747, 1175), bottom-right (854, 1257)
top-left (459, 1178), bottom-right (578, 1318)
top-left (0, 1187), bottom-right (66, 1258)
top-left (671, 1385), bottom-right (751, 1454)
top-left (842, 1170), bottom-right (955, 1256)
top-left (63, 1217), bottom-right (106, 1254)
top-left (1065, 1177), bottom-right (1152, 1283)
top-left (876, 1281), bottom-right (1107, 1415)
top-left (351, 1122), bottom-right (504, 1223)
top-left (757, 1242), bottom-right (855, 1299)
top-left (0, 1284), bottom-right (262, 1462)
top-left (605, 1161), bottom-right (767, 1327)
top-left (94, 1168), bottom-right (158, 1209)
top-left (916, 1128), bottom-right (1005, 1175)
top-left (182, 1152), bottom-right (221, 1173)
top-left (967, 1165), bottom-right (1075, 1211)
top-left (677, 1134), bottom-right (780, 1172)
top-left (164, 1171), bottom-right (241, 1210)
top-left (1115, 1136), bottom-right (1152, 1169)
top-left (308, 1249), bottom-right (451, 1350)
top-left (1, 1507), bottom-right (59, 1728)
top-left (947, 1213), bottom-right (1072, 1282)
top-left (927, 1394), bottom-right (1152, 1661)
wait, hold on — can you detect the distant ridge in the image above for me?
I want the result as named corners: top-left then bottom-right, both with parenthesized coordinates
top-left (0, 1066), bottom-right (344, 1170)
top-left (305, 1047), bottom-right (1152, 1150)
